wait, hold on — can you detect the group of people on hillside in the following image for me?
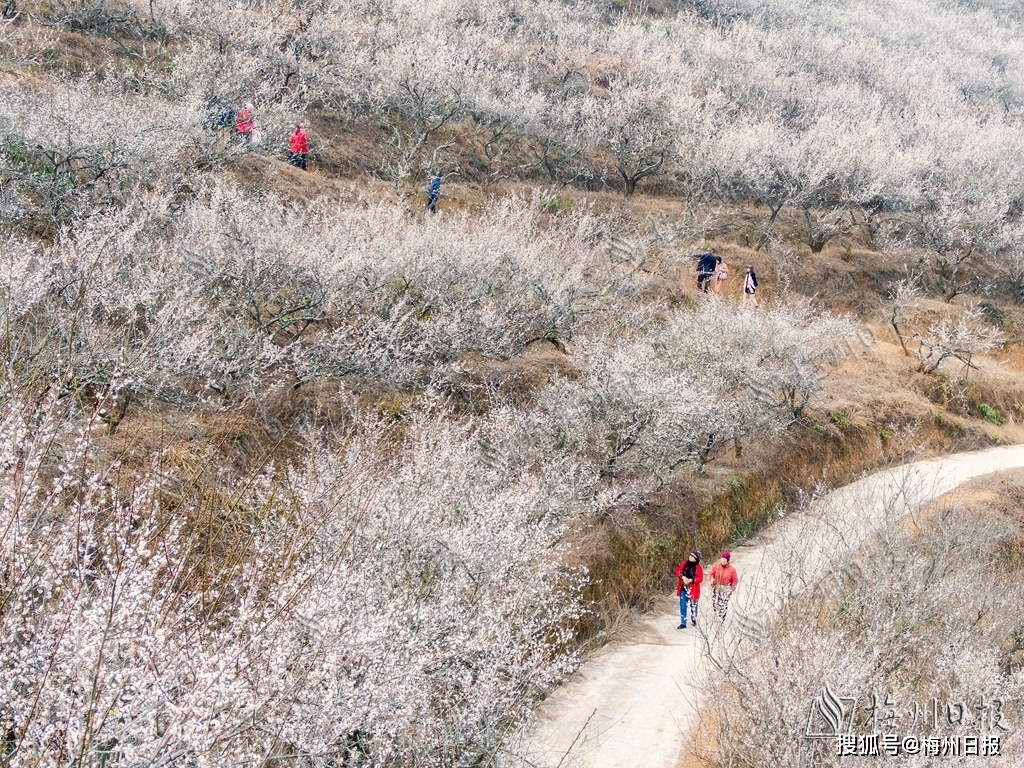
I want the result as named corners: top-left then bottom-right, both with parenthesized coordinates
top-left (208, 97), bottom-right (446, 207)
top-left (205, 99), bottom-right (310, 170)
top-left (674, 551), bottom-right (738, 629)
top-left (203, 100), bottom-right (446, 197)
top-left (696, 250), bottom-right (758, 302)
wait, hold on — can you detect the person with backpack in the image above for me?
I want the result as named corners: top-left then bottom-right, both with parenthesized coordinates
top-left (204, 98), bottom-right (235, 154)
top-left (743, 265), bottom-right (759, 304)
top-left (203, 97), bottom-right (233, 131)
top-left (696, 251), bottom-right (720, 293)
top-left (288, 122), bottom-right (309, 170)
top-left (710, 551), bottom-right (739, 620)
top-left (427, 173), bottom-right (442, 213)
top-left (675, 551), bottom-right (703, 629)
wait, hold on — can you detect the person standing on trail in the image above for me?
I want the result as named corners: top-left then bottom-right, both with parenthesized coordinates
top-left (743, 265), bottom-right (759, 304)
top-left (710, 551), bottom-right (738, 620)
top-left (696, 251), bottom-right (720, 293)
top-left (675, 551), bottom-right (703, 629)
top-left (427, 173), bottom-right (442, 213)
top-left (713, 259), bottom-right (729, 296)
top-left (289, 122), bottom-right (310, 170)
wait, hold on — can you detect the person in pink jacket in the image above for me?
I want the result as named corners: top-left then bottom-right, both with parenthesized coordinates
top-left (675, 551), bottom-right (703, 629)
top-left (709, 551), bottom-right (739, 620)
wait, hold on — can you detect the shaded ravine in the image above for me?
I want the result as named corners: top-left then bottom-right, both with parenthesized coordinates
top-left (520, 444), bottom-right (1024, 768)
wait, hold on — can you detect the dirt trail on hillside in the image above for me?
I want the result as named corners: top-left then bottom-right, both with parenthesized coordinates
top-left (517, 444), bottom-right (1024, 768)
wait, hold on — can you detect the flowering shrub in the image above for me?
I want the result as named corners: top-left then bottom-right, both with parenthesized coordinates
top-left (0, 185), bottom-right (621, 406)
top-left (0, 401), bottom-right (585, 765)
top-left (0, 76), bottom-right (204, 226)
top-left (542, 301), bottom-right (854, 483)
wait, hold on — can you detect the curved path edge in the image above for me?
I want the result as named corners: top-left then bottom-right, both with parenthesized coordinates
top-left (512, 444), bottom-right (1024, 768)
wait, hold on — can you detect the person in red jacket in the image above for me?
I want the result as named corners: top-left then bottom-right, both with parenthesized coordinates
top-left (710, 551), bottom-right (739, 620)
top-left (235, 103), bottom-right (254, 137)
top-left (675, 551), bottom-right (703, 629)
top-left (288, 122), bottom-right (309, 170)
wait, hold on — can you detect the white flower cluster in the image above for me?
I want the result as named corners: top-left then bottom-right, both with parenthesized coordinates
top-left (0, 185), bottom-right (622, 403)
top-left (0, 76), bottom-right (204, 220)
top-left (0, 402), bottom-right (586, 765)
top-left (542, 300), bottom-right (854, 483)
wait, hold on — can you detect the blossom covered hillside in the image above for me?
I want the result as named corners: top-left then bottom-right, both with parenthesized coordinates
top-left (1, 0), bottom-right (1024, 765)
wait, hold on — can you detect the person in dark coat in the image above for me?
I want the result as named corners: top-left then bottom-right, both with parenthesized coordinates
top-left (427, 173), bottom-right (442, 213)
top-left (696, 251), bottom-right (721, 293)
top-left (743, 264), bottom-right (759, 304)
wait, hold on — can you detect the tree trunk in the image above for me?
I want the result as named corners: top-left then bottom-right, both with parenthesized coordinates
top-left (755, 200), bottom-right (784, 251)
top-left (805, 206), bottom-right (842, 253)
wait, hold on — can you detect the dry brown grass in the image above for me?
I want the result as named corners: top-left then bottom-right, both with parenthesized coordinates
top-left (916, 468), bottom-right (1024, 572)
top-left (678, 715), bottom-right (718, 768)
top-left (449, 343), bottom-right (580, 410)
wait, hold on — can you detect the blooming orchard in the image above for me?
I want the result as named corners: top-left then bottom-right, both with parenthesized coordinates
top-left (0, 0), bottom-right (1017, 762)
top-left (0, 175), bottom-right (855, 763)
top-left (0, 399), bottom-right (590, 765)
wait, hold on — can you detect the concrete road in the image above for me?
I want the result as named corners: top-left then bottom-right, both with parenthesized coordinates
top-left (520, 444), bottom-right (1024, 768)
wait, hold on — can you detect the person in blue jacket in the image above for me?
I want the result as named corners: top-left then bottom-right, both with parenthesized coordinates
top-left (427, 173), bottom-right (442, 213)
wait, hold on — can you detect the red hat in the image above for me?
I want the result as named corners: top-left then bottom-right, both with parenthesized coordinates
top-left (722, 551), bottom-right (731, 560)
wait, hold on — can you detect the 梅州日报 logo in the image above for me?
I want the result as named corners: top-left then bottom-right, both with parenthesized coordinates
top-left (805, 683), bottom-right (857, 738)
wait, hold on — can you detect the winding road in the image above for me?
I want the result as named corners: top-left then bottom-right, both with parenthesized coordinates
top-left (520, 444), bottom-right (1024, 768)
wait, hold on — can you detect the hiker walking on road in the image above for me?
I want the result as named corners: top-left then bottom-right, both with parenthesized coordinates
top-left (743, 265), bottom-right (759, 304)
top-left (696, 251), bottom-right (721, 293)
top-left (675, 551), bottom-right (703, 629)
top-left (289, 122), bottom-right (310, 170)
top-left (427, 173), bottom-right (442, 213)
top-left (713, 259), bottom-right (729, 296)
top-left (710, 551), bottom-right (738, 620)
